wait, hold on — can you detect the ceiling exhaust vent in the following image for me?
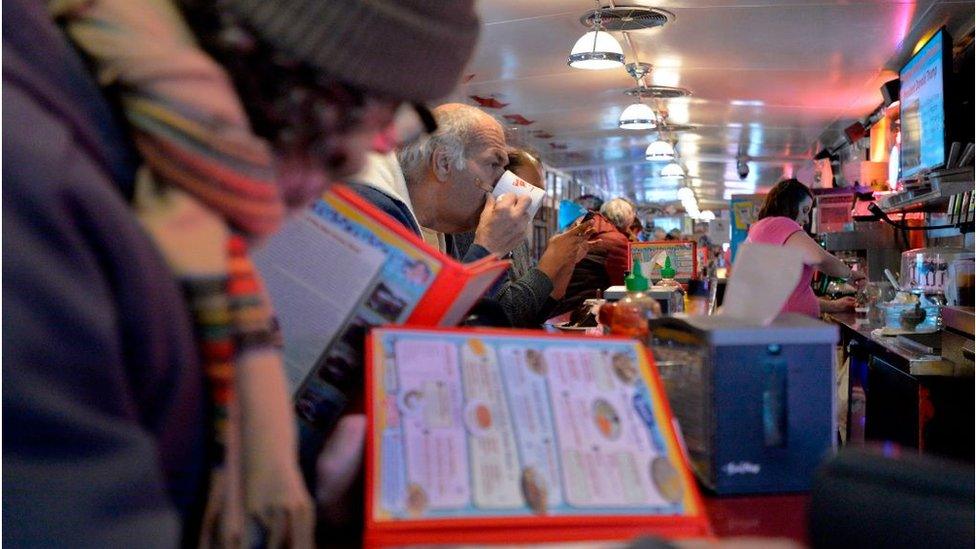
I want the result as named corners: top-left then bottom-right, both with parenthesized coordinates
top-left (625, 85), bottom-right (692, 99)
top-left (580, 6), bottom-right (675, 31)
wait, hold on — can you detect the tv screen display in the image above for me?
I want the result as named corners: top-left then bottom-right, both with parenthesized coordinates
top-left (899, 30), bottom-right (948, 179)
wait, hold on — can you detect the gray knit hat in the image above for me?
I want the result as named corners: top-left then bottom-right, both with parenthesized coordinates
top-left (226, 0), bottom-right (480, 102)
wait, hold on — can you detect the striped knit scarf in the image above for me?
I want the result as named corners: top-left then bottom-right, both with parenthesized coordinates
top-left (51, 0), bottom-right (313, 546)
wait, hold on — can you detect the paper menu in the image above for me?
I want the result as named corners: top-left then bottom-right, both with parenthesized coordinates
top-left (366, 329), bottom-right (701, 523)
top-left (255, 194), bottom-right (444, 392)
top-left (254, 206), bottom-right (386, 388)
top-left (493, 170), bottom-right (545, 218)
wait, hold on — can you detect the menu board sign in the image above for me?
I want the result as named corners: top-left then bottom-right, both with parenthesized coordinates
top-left (900, 29), bottom-right (946, 179)
top-left (630, 240), bottom-right (698, 281)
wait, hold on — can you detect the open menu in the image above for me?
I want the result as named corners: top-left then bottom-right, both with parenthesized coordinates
top-left (364, 328), bottom-right (710, 547)
top-left (254, 186), bottom-right (510, 431)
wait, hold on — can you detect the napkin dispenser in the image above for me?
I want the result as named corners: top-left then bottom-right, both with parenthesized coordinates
top-left (604, 285), bottom-right (685, 315)
top-left (648, 313), bottom-right (838, 494)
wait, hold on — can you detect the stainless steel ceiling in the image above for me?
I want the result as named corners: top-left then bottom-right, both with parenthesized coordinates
top-left (445, 1), bottom-right (974, 208)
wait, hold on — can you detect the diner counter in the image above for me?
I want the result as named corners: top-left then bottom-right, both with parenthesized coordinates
top-left (704, 493), bottom-right (808, 543)
top-left (823, 312), bottom-right (974, 377)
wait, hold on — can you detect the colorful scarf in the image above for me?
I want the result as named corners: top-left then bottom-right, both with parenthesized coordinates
top-left (51, 0), bottom-right (312, 546)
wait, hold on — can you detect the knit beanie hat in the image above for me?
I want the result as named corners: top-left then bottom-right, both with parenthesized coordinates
top-left (225, 0), bottom-right (480, 102)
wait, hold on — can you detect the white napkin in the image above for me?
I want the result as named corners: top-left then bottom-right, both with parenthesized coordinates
top-left (721, 243), bottom-right (804, 325)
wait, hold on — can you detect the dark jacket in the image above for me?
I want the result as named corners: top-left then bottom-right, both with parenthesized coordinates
top-left (2, 2), bottom-right (209, 546)
top-left (449, 232), bottom-right (555, 327)
top-left (552, 213), bottom-right (630, 317)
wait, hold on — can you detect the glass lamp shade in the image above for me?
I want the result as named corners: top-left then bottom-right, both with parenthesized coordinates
top-left (661, 161), bottom-right (686, 178)
top-left (568, 30), bottom-right (624, 70)
top-left (618, 102), bottom-right (656, 130)
top-left (645, 139), bottom-right (675, 161)
top-left (676, 187), bottom-right (696, 201)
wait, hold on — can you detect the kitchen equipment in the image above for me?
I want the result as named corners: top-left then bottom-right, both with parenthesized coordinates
top-left (898, 302), bottom-right (927, 330)
top-left (884, 268), bottom-right (901, 290)
top-left (857, 281), bottom-right (894, 317)
top-left (945, 258), bottom-right (975, 307)
top-left (899, 247), bottom-right (975, 295)
top-left (604, 285), bottom-right (685, 315)
top-left (942, 306), bottom-right (975, 337)
top-left (877, 296), bottom-right (940, 332)
top-left (820, 223), bottom-right (901, 283)
top-left (648, 313), bottom-right (838, 494)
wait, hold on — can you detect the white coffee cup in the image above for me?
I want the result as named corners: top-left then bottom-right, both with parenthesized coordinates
top-left (492, 170), bottom-right (545, 218)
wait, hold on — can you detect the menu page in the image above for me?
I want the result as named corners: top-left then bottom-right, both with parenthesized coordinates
top-left (254, 206), bottom-right (386, 389)
top-left (369, 330), bottom-right (696, 522)
top-left (255, 191), bottom-right (444, 429)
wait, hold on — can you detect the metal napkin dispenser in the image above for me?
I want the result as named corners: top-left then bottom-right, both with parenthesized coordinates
top-left (648, 313), bottom-right (838, 494)
top-left (604, 285), bottom-right (685, 315)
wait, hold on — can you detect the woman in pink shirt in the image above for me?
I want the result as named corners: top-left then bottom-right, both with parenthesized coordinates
top-left (746, 179), bottom-right (866, 318)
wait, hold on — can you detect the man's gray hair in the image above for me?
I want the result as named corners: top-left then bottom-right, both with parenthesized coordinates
top-left (397, 104), bottom-right (495, 184)
top-left (600, 198), bottom-right (636, 232)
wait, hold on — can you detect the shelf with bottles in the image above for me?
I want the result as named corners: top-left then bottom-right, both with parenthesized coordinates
top-left (877, 167), bottom-right (974, 218)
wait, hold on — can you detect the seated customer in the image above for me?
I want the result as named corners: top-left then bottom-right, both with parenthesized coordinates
top-left (451, 149), bottom-right (590, 327)
top-left (628, 217), bottom-right (645, 242)
top-left (576, 193), bottom-right (605, 212)
top-left (347, 103), bottom-right (531, 261)
top-left (552, 197), bottom-right (635, 317)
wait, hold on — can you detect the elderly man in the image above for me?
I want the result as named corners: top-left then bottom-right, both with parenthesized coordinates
top-left (449, 149), bottom-right (591, 327)
top-left (349, 103), bottom-right (532, 261)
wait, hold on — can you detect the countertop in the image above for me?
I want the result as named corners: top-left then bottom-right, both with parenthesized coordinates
top-left (824, 312), bottom-right (974, 377)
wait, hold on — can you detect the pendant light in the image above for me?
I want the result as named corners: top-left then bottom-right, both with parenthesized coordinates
top-left (568, 4), bottom-right (624, 70)
top-left (661, 161), bottom-right (685, 178)
top-left (618, 103), bottom-right (656, 130)
top-left (645, 139), bottom-right (675, 161)
top-left (618, 63), bottom-right (656, 129)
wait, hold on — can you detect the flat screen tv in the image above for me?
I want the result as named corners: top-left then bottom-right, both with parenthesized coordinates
top-left (899, 28), bottom-right (950, 180)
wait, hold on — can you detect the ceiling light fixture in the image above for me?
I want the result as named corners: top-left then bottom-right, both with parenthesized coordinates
top-left (619, 62), bottom-right (656, 130)
top-left (661, 161), bottom-right (685, 178)
top-left (568, 4), bottom-right (624, 70)
top-left (645, 139), bottom-right (675, 161)
top-left (699, 210), bottom-right (716, 221)
top-left (618, 102), bottom-right (656, 130)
